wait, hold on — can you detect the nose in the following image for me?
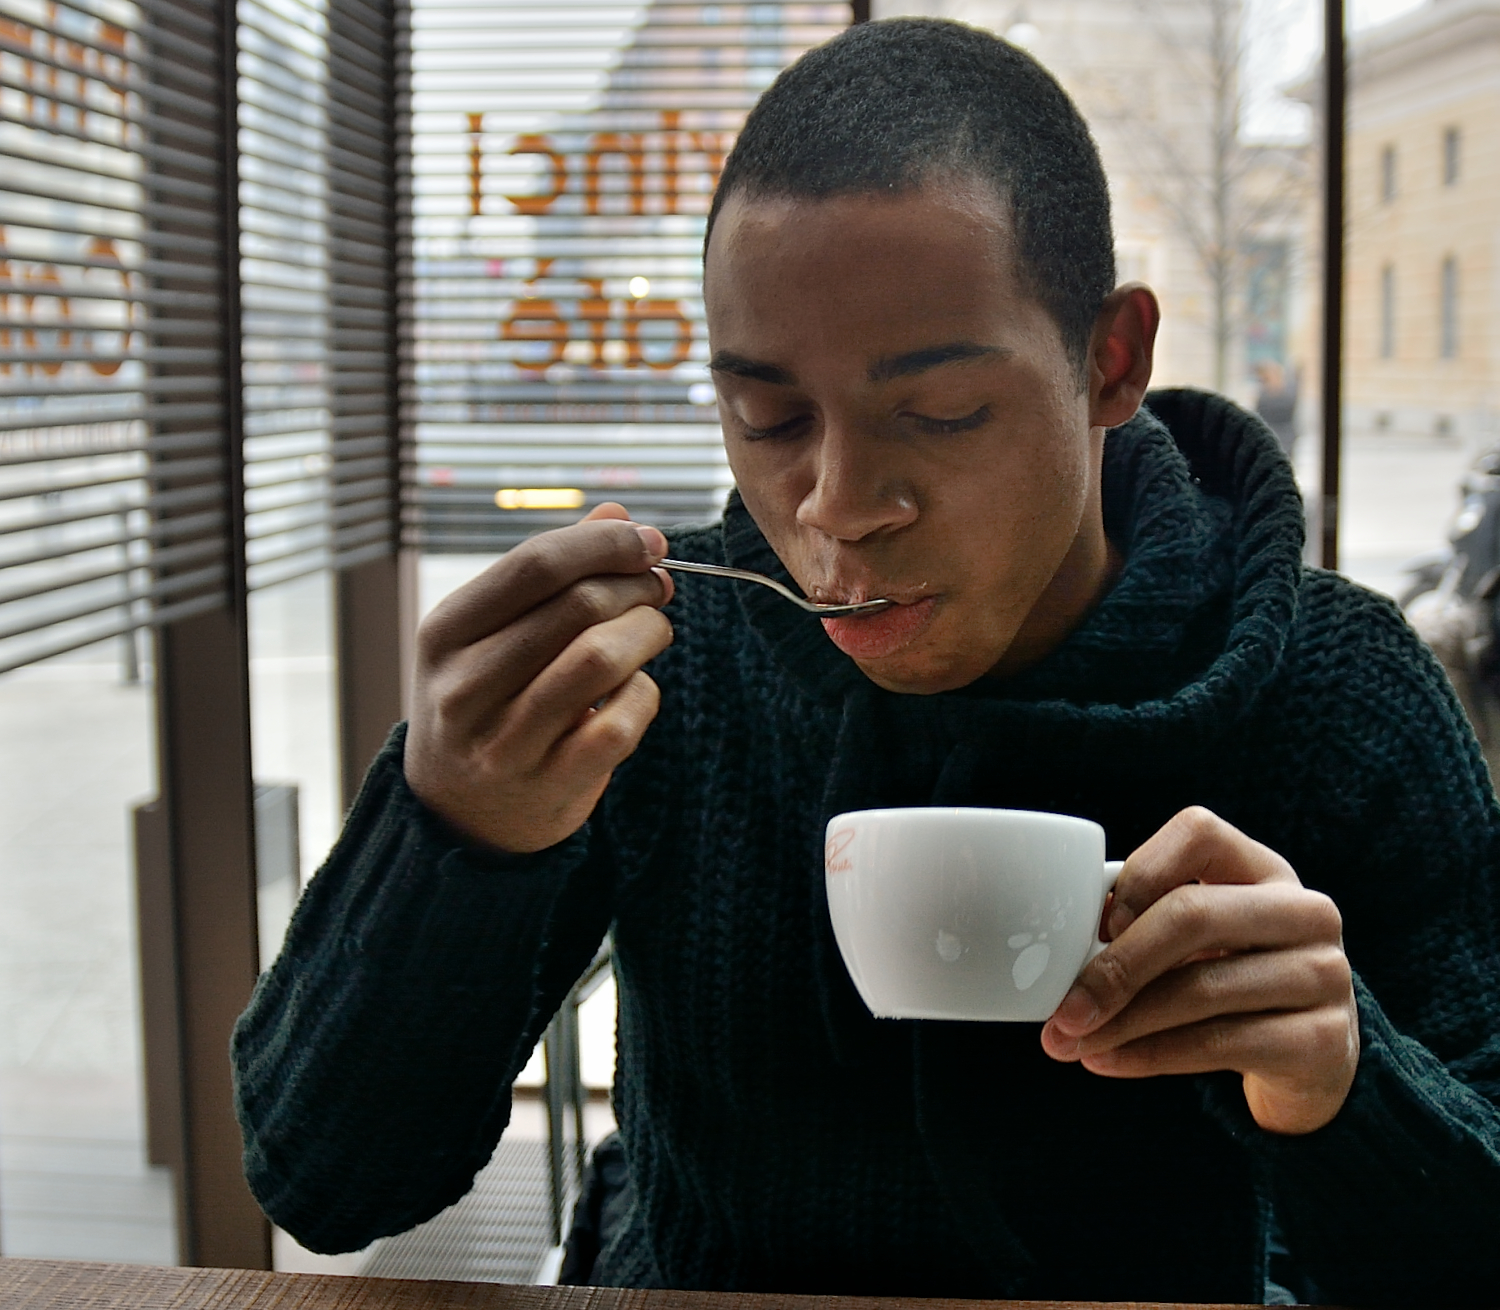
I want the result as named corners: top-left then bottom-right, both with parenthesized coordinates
top-left (795, 422), bottom-right (918, 542)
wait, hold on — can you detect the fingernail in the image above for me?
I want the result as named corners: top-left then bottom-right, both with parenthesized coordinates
top-left (635, 524), bottom-right (666, 561)
top-left (1106, 900), bottom-right (1136, 940)
top-left (1052, 985), bottom-right (1098, 1034)
top-left (1044, 1023), bottom-right (1081, 1058)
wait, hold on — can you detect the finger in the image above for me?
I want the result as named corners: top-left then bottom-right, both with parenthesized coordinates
top-left (580, 503), bottom-right (674, 606)
top-left (1107, 806), bottom-right (1301, 940)
top-left (420, 513), bottom-right (669, 657)
top-left (1047, 943), bottom-right (1352, 1059)
top-left (496, 606), bottom-right (674, 765)
top-left (549, 668), bottom-right (663, 781)
top-left (433, 570), bottom-right (674, 728)
top-left (1052, 881), bottom-right (1343, 1036)
top-left (1075, 1004), bottom-right (1359, 1088)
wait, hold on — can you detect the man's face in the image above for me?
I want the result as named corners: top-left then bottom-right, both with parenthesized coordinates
top-left (703, 180), bottom-right (1109, 695)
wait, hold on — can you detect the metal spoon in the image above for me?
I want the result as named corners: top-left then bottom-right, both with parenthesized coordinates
top-left (657, 558), bottom-right (894, 617)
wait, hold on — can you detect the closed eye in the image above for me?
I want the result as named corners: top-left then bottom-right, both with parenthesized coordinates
top-left (902, 405), bottom-right (991, 435)
top-left (736, 412), bottom-right (812, 441)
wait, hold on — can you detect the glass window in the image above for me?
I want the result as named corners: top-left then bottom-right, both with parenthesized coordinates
top-left (1342, 0), bottom-right (1487, 606)
top-left (913, 0), bottom-right (1316, 412)
top-left (406, 0), bottom-right (851, 562)
top-left (0, 648), bottom-right (173, 1263)
top-left (0, 0), bottom-right (178, 1264)
top-left (237, 0), bottom-right (342, 967)
top-left (1380, 263), bottom-right (1396, 359)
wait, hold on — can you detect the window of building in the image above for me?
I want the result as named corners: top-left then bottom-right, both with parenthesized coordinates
top-left (1440, 255), bottom-right (1460, 358)
top-left (1381, 143), bottom-right (1397, 203)
top-left (1443, 126), bottom-right (1461, 185)
top-left (1380, 264), bottom-right (1396, 359)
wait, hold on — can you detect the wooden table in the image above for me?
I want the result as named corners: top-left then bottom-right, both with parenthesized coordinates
top-left (0, 1258), bottom-right (1274, 1310)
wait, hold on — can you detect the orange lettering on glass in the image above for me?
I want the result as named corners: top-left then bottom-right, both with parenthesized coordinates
top-left (2, 6), bottom-right (131, 129)
top-left (500, 278), bottom-right (693, 374)
top-left (1, 227), bottom-right (132, 378)
top-left (483, 110), bottom-right (722, 372)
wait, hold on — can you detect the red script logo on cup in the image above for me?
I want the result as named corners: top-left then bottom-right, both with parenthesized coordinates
top-left (825, 827), bottom-right (855, 875)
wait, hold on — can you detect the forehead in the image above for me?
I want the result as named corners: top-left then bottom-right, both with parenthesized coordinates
top-left (702, 182), bottom-right (1038, 354)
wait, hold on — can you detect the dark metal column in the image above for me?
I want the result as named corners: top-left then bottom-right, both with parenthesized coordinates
top-left (134, 0), bottom-right (272, 1269)
top-left (153, 615), bottom-right (269, 1268)
top-left (1320, 0), bottom-right (1346, 570)
top-left (336, 556), bottom-right (409, 808)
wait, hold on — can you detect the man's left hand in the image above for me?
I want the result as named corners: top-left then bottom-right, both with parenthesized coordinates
top-left (1040, 806), bottom-right (1360, 1135)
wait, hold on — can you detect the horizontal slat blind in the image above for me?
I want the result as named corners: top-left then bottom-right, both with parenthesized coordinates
top-left (327, 0), bottom-right (397, 569)
top-left (238, 0), bottom-right (397, 590)
top-left (0, 0), bottom-right (234, 673)
top-left (402, 0), bottom-right (849, 553)
top-left (238, 0), bottom-right (331, 590)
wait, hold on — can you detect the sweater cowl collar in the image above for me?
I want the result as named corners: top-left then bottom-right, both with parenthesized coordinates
top-left (722, 388), bottom-right (1304, 747)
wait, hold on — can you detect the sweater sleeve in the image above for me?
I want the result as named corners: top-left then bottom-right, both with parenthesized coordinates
top-left (1204, 578), bottom-right (1500, 1306)
top-left (1204, 975), bottom-right (1500, 1306)
top-left (231, 723), bottom-right (614, 1254)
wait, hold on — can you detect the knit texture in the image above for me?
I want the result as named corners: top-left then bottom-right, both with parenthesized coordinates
top-left (233, 389), bottom-right (1500, 1304)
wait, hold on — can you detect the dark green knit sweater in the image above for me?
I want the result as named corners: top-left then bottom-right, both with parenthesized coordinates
top-left (233, 390), bottom-right (1500, 1305)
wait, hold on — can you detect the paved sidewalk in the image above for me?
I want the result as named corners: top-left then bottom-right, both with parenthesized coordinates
top-left (0, 558), bottom-right (615, 1272)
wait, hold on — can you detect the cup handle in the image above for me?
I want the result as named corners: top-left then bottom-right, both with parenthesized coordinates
top-left (1086, 860), bottom-right (1126, 963)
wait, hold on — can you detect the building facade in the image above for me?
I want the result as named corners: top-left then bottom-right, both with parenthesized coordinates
top-left (1344, 0), bottom-right (1500, 444)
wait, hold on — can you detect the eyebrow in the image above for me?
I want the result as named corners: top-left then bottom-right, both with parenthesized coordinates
top-left (867, 341), bottom-right (1009, 382)
top-left (709, 341), bottom-right (1009, 387)
top-left (709, 351), bottom-right (796, 385)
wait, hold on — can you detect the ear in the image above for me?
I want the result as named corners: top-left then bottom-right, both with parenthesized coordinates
top-left (1088, 284), bottom-right (1160, 430)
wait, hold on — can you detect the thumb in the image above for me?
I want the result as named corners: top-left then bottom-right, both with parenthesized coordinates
top-left (583, 501), bottom-right (633, 523)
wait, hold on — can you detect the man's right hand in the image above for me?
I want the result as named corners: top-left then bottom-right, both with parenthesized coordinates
top-left (404, 502), bottom-right (675, 853)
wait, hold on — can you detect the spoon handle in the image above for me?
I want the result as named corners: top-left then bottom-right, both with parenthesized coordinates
top-left (656, 558), bottom-right (891, 616)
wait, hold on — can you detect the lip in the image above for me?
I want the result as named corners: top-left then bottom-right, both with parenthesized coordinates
top-left (820, 595), bottom-right (940, 661)
top-left (809, 580), bottom-right (930, 608)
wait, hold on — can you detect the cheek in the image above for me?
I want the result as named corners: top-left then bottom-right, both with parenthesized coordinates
top-left (952, 431), bottom-right (1089, 572)
top-left (726, 444), bottom-right (806, 537)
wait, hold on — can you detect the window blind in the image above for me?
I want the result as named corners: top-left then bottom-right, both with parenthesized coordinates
top-left (325, 0), bottom-right (399, 571)
top-left (238, 0), bottom-right (398, 591)
top-left (238, 0), bottom-right (333, 590)
top-left (0, 0), bottom-right (236, 673)
top-left (403, 0), bottom-right (850, 553)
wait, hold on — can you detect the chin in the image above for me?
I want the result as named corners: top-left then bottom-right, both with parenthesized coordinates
top-left (855, 651), bottom-right (994, 696)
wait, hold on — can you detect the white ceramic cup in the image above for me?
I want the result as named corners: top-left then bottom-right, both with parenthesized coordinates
top-left (824, 807), bottom-right (1124, 1022)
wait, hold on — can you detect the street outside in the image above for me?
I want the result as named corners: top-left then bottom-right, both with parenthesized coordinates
top-left (1319, 432), bottom-right (1473, 600)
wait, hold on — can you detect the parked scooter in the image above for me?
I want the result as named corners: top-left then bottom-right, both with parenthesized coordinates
top-left (1400, 445), bottom-right (1500, 747)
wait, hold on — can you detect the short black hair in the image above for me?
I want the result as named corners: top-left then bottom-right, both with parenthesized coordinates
top-left (706, 18), bottom-right (1116, 377)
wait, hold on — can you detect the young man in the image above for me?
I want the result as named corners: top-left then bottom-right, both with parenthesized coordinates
top-left (233, 20), bottom-right (1500, 1304)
